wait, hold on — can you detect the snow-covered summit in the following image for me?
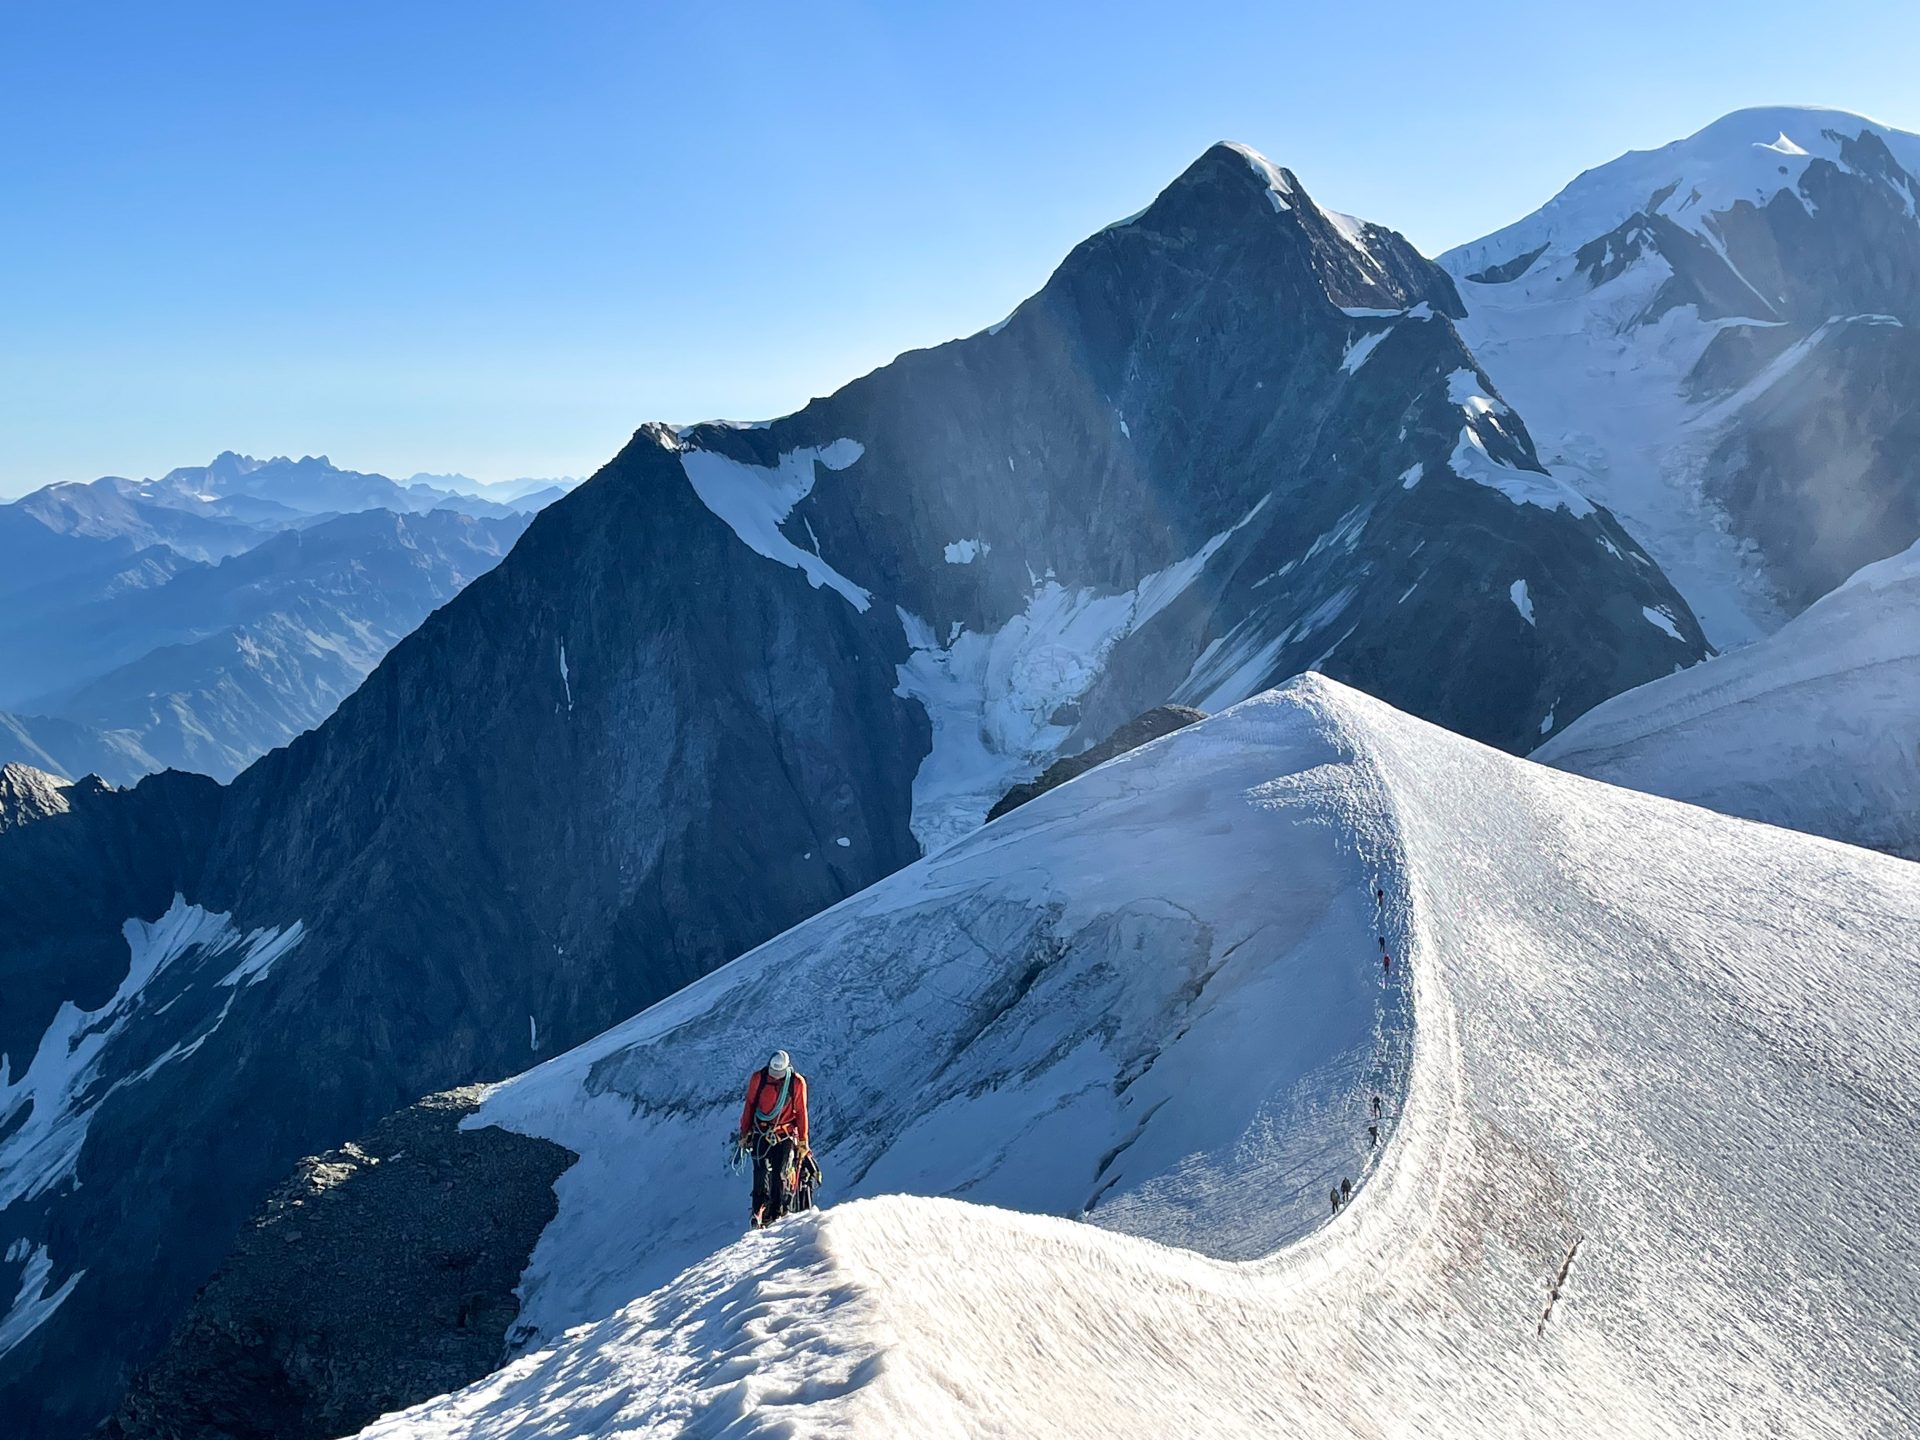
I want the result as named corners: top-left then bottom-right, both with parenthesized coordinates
top-left (357, 676), bottom-right (1920, 1438)
top-left (1449, 106), bottom-right (1920, 278)
top-left (1441, 107), bottom-right (1920, 647)
top-left (1536, 538), bottom-right (1920, 859)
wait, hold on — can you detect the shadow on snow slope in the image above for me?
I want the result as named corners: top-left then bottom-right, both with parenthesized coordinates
top-left (359, 676), bottom-right (1920, 1439)
top-left (1536, 537), bottom-right (1920, 861)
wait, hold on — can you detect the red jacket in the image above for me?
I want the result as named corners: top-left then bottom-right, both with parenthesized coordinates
top-left (739, 1067), bottom-right (808, 1148)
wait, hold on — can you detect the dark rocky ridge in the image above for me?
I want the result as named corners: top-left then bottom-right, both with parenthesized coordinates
top-left (104, 1089), bottom-right (573, 1440)
top-left (987, 706), bottom-right (1207, 821)
top-left (0, 141), bottom-right (1708, 1436)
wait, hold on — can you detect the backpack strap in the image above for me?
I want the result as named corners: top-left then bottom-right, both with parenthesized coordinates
top-left (751, 1069), bottom-right (793, 1132)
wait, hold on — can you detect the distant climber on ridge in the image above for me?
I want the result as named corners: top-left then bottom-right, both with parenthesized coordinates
top-left (736, 1049), bottom-right (810, 1228)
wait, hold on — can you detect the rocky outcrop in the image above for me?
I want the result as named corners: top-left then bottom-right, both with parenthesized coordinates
top-left (104, 1089), bottom-right (573, 1440)
top-left (987, 706), bottom-right (1206, 821)
top-left (1699, 317), bottom-right (1920, 613)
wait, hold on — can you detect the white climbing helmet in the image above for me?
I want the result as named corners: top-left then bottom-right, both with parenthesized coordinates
top-left (767, 1049), bottom-right (792, 1078)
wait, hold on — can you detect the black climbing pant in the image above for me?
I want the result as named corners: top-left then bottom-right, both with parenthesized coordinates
top-left (750, 1133), bottom-right (798, 1223)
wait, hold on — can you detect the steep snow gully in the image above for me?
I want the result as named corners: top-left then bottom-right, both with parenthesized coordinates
top-left (361, 678), bottom-right (1920, 1439)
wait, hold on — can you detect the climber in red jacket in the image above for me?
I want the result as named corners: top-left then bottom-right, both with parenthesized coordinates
top-left (737, 1049), bottom-right (810, 1227)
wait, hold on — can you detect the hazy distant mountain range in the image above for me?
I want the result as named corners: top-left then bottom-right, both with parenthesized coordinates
top-left (0, 454), bottom-right (575, 782)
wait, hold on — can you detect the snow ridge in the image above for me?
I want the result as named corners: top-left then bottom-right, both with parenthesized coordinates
top-left (364, 676), bottom-right (1920, 1438)
top-left (1447, 106), bottom-right (1920, 275)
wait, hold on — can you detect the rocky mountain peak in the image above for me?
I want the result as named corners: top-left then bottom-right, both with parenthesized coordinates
top-left (1442, 106), bottom-right (1920, 642)
top-left (1115, 140), bottom-right (1464, 319)
top-left (1446, 106), bottom-right (1920, 291)
top-left (0, 762), bottom-right (72, 832)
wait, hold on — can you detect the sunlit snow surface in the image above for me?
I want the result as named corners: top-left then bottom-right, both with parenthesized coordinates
top-left (1539, 538), bottom-right (1920, 859)
top-left (360, 677), bottom-right (1918, 1438)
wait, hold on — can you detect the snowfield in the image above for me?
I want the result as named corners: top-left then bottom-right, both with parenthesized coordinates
top-left (358, 677), bottom-right (1920, 1438)
top-left (1538, 538), bottom-right (1920, 859)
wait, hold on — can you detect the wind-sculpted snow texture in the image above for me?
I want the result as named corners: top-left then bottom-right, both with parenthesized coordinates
top-left (1537, 538), bottom-right (1920, 859)
top-left (360, 677), bottom-right (1920, 1439)
top-left (0, 141), bottom-right (1706, 1434)
top-left (1443, 106), bottom-right (1920, 650)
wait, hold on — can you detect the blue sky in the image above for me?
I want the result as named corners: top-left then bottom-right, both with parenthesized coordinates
top-left (4, 1), bottom-right (1916, 495)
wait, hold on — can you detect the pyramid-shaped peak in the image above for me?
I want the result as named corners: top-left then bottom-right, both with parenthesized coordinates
top-left (1160, 140), bottom-right (1305, 215)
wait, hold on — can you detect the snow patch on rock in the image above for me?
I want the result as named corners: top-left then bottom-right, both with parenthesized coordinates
top-left (1340, 328), bottom-right (1389, 375)
top-left (0, 897), bottom-right (306, 1212)
top-left (0, 1243), bottom-right (82, 1362)
top-left (1446, 368), bottom-right (1506, 417)
top-left (1641, 605), bottom-right (1685, 642)
top-left (1448, 427), bottom-right (1595, 517)
top-left (679, 440), bottom-right (872, 612)
top-left (943, 539), bottom-right (989, 565)
top-left (1223, 142), bottom-right (1293, 213)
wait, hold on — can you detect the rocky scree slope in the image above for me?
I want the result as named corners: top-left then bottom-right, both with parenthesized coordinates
top-left (105, 1088), bottom-right (573, 1440)
top-left (0, 141), bottom-right (1705, 1436)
